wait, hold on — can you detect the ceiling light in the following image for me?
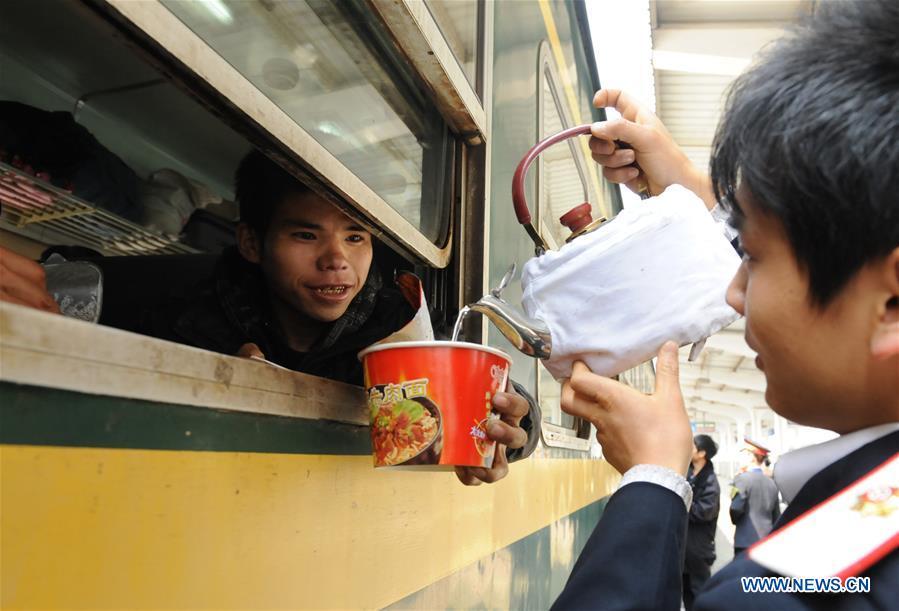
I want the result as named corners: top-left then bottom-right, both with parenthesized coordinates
top-left (199, 0), bottom-right (234, 25)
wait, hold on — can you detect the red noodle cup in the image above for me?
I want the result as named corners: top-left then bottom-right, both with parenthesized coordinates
top-left (358, 341), bottom-right (511, 469)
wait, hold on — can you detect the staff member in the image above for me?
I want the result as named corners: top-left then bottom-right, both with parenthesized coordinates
top-left (552, 1), bottom-right (899, 608)
top-left (730, 439), bottom-right (780, 556)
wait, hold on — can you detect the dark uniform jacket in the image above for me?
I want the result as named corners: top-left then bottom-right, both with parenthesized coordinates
top-left (730, 469), bottom-right (781, 550)
top-left (552, 430), bottom-right (899, 610)
top-left (685, 460), bottom-right (720, 574)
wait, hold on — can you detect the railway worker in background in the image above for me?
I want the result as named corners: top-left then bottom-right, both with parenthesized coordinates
top-left (730, 439), bottom-right (780, 557)
top-left (684, 434), bottom-right (720, 610)
top-left (0, 152), bottom-right (541, 485)
top-left (552, 1), bottom-right (899, 609)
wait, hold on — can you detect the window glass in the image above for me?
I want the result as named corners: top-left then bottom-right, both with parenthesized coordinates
top-left (161, 0), bottom-right (451, 244)
top-left (538, 64), bottom-right (595, 248)
top-left (537, 56), bottom-right (596, 430)
top-left (425, 0), bottom-right (480, 94)
top-left (538, 361), bottom-right (575, 430)
top-left (619, 363), bottom-right (656, 394)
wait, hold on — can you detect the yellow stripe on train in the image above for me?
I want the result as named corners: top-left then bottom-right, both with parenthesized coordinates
top-left (1, 446), bottom-right (617, 609)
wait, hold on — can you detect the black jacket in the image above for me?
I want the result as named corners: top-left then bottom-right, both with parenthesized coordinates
top-left (553, 431), bottom-right (899, 610)
top-left (685, 460), bottom-right (720, 573)
top-left (139, 247), bottom-right (416, 386)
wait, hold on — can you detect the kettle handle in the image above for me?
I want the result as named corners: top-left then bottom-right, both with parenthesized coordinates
top-left (512, 124), bottom-right (593, 251)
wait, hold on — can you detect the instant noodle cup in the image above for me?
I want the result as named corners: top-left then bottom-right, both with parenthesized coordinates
top-left (358, 341), bottom-right (511, 469)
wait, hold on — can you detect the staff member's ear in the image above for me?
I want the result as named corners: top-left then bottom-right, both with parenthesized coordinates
top-left (870, 248), bottom-right (899, 359)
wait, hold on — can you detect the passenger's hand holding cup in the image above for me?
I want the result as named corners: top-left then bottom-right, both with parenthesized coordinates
top-left (561, 341), bottom-right (693, 476)
top-left (455, 384), bottom-right (530, 486)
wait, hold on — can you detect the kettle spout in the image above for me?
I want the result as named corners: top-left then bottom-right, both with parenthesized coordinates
top-left (470, 294), bottom-right (552, 359)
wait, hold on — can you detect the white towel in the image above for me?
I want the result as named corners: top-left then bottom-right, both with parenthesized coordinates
top-left (521, 184), bottom-right (741, 379)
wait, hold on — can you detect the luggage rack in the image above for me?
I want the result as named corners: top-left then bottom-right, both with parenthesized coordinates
top-left (0, 162), bottom-right (198, 255)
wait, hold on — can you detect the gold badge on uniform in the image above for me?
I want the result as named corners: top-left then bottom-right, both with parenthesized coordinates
top-left (851, 486), bottom-right (899, 517)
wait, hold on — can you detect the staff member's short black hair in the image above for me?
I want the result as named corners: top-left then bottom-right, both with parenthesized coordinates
top-left (694, 434), bottom-right (718, 460)
top-left (710, 0), bottom-right (899, 307)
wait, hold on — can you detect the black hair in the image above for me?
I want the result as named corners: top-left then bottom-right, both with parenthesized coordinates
top-left (710, 0), bottom-right (899, 307)
top-left (693, 434), bottom-right (718, 460)
top-left (235, 150), bottom-right (313, 236)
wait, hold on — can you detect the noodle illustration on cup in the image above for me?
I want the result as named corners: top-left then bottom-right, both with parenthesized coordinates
top-left (359, 341), bottom-right (511, 469)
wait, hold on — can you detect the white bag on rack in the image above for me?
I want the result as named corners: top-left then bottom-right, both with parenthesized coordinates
top-left (520, 184), bottom-right (741, 380)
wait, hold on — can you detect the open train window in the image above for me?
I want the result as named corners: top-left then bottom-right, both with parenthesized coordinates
top-left (157, 0), bottom-right (454, 259)
top-left (533, 42), bottom-right (596, 450)
top-left (0, 0), bottom-right (381, 425)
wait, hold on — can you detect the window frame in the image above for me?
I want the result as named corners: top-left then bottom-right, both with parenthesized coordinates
top-left (100, 0), bottom-right (483, 269)
top-left (368, 0), bottom-right (487, 144)
top-left (0, 302), bottom-right (367, 425)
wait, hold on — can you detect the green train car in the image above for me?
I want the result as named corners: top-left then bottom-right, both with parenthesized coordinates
top-left (0, 1), bottom-right (655, 607)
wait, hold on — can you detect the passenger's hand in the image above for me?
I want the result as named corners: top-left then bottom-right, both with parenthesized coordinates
top-left (455, 385), bottom-right (530, 486)
top-left (0, 246), bottom-right (60, 314)
top-left (561, 341), bottom-right (693, 475)
top-left (236, 342), bottom-right (265, 359)
top-left (590, 89), bottom-right (716, 209)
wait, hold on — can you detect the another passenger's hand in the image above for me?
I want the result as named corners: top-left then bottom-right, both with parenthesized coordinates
top-left (589, 89), bottom-right (716, 209)
top-left (561, 341), bottom-right (693, 475)
top-left (455, 385), bottom-right (530, 486)
top-left (0, 246), bottom-right (60, 314)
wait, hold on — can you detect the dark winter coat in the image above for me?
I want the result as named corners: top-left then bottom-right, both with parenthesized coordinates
top-left (138, 247), bottom-right (415, 385)
top-left (685, 460), bottom-right (720, 573)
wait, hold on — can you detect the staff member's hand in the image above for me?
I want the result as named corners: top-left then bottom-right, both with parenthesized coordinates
top-left (589, 89), bottom-right (716, 210)
top-left (561, 341), bottom-right (693, 476)
top-left (0, 246), bottom-right (60, 314)
top-left (455, 384), bottom-right (530, 486)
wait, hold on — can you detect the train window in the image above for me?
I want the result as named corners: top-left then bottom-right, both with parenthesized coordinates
top-left (159, 0), bottom-right (453, 249)
top-left (533, 43), bottom-right (595, 447)
top-left (536, 43), bottom-right (597, 249)
top-left (424, 0), bottom-right (482, 96)
top-left (619, 362), bottom-right (657, 395)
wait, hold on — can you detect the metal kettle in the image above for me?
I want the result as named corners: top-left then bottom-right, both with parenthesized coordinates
top-left (463, 124), bottom-right (608, 360)
top-left (467, 263), bottom-right (552, 359)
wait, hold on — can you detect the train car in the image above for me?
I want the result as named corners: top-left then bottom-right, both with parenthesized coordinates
top-left (0, 1), bottom-right (655, 607)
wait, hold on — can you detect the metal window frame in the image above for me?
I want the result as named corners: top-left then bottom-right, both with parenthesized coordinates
top-left (367, 0), bottom-right (487, 145)
top-left (101, 0), bottom-right (453, 268)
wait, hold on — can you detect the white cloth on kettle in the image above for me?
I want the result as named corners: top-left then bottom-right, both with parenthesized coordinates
top-left (520, 184), bottom-right (741, 379)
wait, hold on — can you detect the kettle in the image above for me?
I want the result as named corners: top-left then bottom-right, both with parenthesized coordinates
top-left (465, 124), bottom-right (615, 359)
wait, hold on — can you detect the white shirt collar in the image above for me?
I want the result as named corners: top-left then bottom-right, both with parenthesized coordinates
top-left (772, 422), bottom-right (899, 504)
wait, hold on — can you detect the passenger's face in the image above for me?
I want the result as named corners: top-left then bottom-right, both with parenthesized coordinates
top-left (260, 193), bottom-right (372, 323)
top-left (725, 187), bottom-right (895, 433)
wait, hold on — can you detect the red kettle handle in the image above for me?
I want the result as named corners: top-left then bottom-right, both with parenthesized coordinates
top-left (512, 124), bottom-right (593, 226)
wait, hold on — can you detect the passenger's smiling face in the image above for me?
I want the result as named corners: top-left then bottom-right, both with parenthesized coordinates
top-left (257, 193), bottom-right (372, 323)
top-left (724, 186), bottom-right (899, 433)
